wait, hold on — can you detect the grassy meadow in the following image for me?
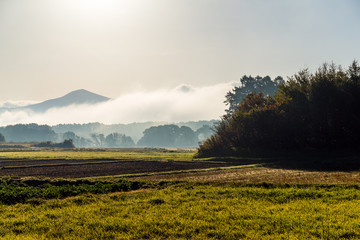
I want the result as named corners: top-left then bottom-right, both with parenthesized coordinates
top-left (1, 182), bottom-right (360, 239)
top-left (0, 149), bottom-right (360, 239)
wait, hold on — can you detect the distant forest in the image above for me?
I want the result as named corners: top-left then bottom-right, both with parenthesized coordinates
top-left (0, 121), bottom-right (216, 148)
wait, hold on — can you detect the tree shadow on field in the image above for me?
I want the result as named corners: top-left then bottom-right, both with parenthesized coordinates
top-left (202, 150), bottom-right (360, 172)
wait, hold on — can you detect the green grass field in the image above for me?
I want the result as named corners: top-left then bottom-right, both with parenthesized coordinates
top-left (1, 182), bottom-right (360, 239)
top-left (1, 149), bottom-right (360, 239)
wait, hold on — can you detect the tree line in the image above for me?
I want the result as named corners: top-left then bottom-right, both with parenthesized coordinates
top-left (0, 123), bottom-right (213, 148)
top-left (198, 61), bottom-right (360, 157)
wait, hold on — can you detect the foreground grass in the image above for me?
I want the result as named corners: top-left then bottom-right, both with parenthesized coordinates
top-left (1, 182), bottom-right (360, 239)
top-left (0, 177), bottom-right (144, 205)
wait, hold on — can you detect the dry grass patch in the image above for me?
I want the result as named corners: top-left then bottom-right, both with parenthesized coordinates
top-left (128, 166), bottom-right (360, 184)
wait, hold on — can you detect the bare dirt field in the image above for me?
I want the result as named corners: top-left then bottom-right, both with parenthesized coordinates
top-left (0, 159), bottom-right (236, 178)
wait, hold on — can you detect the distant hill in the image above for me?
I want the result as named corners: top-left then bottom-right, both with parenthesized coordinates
top-left (22, 89), bottom-right (110, 112)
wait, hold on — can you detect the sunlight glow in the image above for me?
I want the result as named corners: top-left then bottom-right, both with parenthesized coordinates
top-left (60, 0), bottom-right (140, 17)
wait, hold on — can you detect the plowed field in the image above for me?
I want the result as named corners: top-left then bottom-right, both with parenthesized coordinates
top-left (0, 158), bottom-right (235, 178)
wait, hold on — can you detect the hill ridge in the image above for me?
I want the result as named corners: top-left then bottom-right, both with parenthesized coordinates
top-left (23, 89), bottom-right (110, 112)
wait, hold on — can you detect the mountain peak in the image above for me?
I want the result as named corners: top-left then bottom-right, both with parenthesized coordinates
top-left (70, 89), bottom-right (87, 93)
top-left (63, 89), bottom-right (109, 99)
top-left (25, 89), bottom-right (111, 112)
top-left (67, 89), bottom-right (92, 94)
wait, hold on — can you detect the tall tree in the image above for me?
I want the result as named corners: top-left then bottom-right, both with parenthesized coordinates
top-left (225, 75), bottom-right (284, 114)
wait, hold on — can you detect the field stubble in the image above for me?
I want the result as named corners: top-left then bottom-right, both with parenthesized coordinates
top-left (130, 166), bottom-right (360, 184)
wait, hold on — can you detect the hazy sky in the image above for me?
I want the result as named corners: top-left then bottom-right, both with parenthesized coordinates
top-left (1, 0), bottom-right (359, 102)
top-left (0, 82), bottom-right (234, 125)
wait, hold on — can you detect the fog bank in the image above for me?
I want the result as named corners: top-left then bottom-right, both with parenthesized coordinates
top-left (0, 82), bottom-right (235, 126)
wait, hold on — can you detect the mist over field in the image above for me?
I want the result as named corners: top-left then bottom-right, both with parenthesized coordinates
top-left (0, 82), bottom-right (235, 126)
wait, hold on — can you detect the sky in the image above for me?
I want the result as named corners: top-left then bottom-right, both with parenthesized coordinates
top-left (0, 0), bottom-right (359, 123)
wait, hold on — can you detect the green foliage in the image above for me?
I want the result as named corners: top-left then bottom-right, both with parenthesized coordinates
top-left (0, 177), bottom-right (141, 205)
top-left (225, 75), bottom-right (284, 114)
top-left (198, 61), bottom-right (360, 157)
top-left (279, 62), bottom-right (360, 149)
top-left (0, 133), bottom-right (5, 143)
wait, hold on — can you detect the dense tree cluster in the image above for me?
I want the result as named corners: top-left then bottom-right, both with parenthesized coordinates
top-left (137, 125), bottom-right (199, 148)
top-left (225, 75), bottom-right (284, 114)
top-left (198, 61), bottom-right (360, 157)
top-left (0, 123), bottom-right (210, 148)
top-left (0, 124), bottom-right (57, 142)
top-left (52, 121), bottom-right (217, 144)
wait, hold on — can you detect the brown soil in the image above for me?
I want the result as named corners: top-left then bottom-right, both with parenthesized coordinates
top-left (0, 160), bottom-right (234, 178)
top-left (2, 157), bottom-right (360, 184)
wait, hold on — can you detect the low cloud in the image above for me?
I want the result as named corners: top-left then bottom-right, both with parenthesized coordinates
top-left (0, 82), bottom-right (235, 126)
top-left (0, 100), bottom-right (39, 108)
